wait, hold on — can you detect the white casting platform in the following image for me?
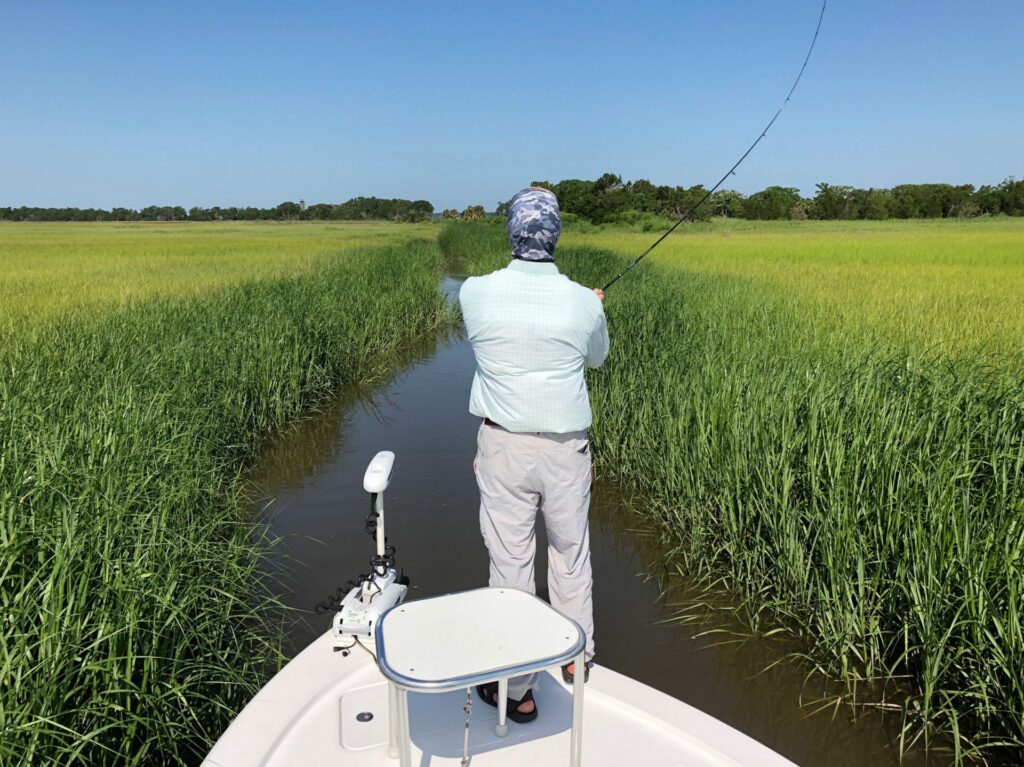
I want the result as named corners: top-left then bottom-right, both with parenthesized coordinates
top-left (375, 588), bottom-right (587, 766)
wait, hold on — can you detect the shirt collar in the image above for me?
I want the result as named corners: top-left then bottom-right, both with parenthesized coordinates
top-left (507, 260), bottom-right (560, 276)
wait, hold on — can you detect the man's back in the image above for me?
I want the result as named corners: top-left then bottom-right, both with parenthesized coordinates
top-left (459, 260), bottom-right (608, 433)
top-left (466, 187), bottom-right (603, 714)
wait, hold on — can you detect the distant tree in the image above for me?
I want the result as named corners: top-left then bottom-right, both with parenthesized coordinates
top-left (407, 200), bottom-right (434, 222)
top-left (955, 198), bottom-right (983, 218)
top-left (441, 209), bottom-right (459, 220)
top-left (275, 201), bottom-right (301, 220)
top-left (997, 177), bottom-right (1024, 215)
top-left (790, 201), bottom-right (811, 220)
top-left (628, 178), bottom-right (656, 211)
top-left (709, 189), bottom-right (745, 218)
top-left (462, 205), bottom-right (486, 221)
top-left (671, 185), bottom-right (712, 221)
top-left (812, 183), bottom-right (858, 220)
top-left (593, 172), bottom-right (624, 193)
top-left (1001, 177), bottom-right (1024, 215)
top-left (330, 196), bottom-right (433, 222)
top-left (548, 179), bottom-right (600, 221)
top-left (594, 173), bottom-right (630, 222)
top-left (890, 185), bottom-right (953, 218)
top-left (974, 183), bottom-right (1004, 215)
top-left (139, 205), bottom-right (186, 221)
top-left (305, 203), bottom-right (334, 219)
top-left (742, 186), bottom-right (803, 220)
top-left (946, 184), bottom-right (976, 217)
top-left (855, 188), bottom-right (894, 220)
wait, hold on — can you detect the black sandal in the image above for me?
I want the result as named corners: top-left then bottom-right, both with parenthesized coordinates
top-left (476, 682), bottom-right (538, 724)
top-left (561, 660), bottom-right (593, 684)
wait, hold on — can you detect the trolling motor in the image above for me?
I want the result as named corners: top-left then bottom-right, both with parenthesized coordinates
top-left (326, 451), bottom-right (409, 653)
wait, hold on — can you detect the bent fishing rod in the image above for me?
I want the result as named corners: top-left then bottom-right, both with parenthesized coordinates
top-left (602, 0), bottom-right (828, 292)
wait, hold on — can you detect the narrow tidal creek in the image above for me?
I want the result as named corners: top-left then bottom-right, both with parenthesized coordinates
top-left (249, 277), bottom-right (943, 767)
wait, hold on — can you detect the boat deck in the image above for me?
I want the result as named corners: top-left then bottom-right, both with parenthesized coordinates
top-left (203, 631), bottom-right (797, 767)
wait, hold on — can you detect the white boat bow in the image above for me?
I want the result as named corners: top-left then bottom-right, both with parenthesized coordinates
top-left (203, 628), bottom-right (797, 767)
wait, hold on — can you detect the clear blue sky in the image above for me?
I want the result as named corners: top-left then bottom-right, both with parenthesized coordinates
top-left (1, 1), bottom-right (1021, 211)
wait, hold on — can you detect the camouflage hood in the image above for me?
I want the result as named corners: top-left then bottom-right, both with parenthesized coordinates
top-left (506, 188), bottom-right (561, 262)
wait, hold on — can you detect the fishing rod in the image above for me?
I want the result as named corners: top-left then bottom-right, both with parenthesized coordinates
top-left (602, 0), bottom-right (828, 292)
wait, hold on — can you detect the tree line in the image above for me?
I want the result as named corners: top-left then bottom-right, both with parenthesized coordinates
top-left (0, 196), bottom-right (434, 223)
top-left (520, 173), bottom-right (1024, 223)
top-left (4, 176), bottom-right (1022, 224)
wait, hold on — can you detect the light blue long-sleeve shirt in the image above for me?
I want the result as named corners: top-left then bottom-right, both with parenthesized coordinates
top-left (459, 260), bottom-right (609, 433)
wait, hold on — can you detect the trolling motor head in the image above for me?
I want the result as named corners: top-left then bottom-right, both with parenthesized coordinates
top-left (328, 450), bottom-right (410, 653)
top-left (363, 450), bottom-right (395, 493)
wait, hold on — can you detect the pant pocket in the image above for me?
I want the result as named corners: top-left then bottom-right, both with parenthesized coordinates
top-left (477, 424), bottom-right (506, 461)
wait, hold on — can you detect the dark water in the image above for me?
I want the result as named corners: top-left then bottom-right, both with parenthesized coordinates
top-left (250, 278), bottom-right (947, 767)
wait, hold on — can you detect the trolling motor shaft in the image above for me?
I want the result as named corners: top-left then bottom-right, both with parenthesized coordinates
top-left (331, 451), bottom-right (409, 649)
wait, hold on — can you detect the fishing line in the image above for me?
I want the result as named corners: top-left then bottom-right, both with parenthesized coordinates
top-left (602, 0), bottom-right (828, 291)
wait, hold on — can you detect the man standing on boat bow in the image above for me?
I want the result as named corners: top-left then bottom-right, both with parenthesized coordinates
top-left (459, 187), bottom-right (609, 722)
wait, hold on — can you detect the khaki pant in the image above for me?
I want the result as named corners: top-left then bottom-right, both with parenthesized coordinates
top-left (474, 422), bottom-right (595, 700)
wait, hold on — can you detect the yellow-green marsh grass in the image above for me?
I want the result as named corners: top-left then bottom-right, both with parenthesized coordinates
top-left (0, 221), bottom-right (437, 328)
top-left (565, 217), bottom-right (1024, 358)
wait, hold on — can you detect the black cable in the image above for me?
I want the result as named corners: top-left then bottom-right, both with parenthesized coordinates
top-left (314, 575), bottom-right (367, 613)
top-left (602, 0), bottom-right (828, 291)
top-left (354, 637), bottom-right (378, 662)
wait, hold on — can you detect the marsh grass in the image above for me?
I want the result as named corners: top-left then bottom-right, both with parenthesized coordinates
top-left (442, 220), bottom-right (1024, 762)
top-left (0, 238), bottom-right (448, 764)
top-left (0, 220), bottom-right (438, 330)
top-left (566, 217), bottom-right (1024, 359)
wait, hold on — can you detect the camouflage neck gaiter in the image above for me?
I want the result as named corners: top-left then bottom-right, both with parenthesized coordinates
top-left (506, 187), bottom-right (561, 262)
